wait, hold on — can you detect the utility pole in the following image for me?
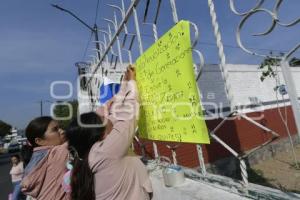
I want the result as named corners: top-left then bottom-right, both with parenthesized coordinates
top-left (40, 100), bottom-right (43, 116)
top-left (51, 4), bottom-right (102, 111)
top-left (51, 4), bottom-right (101, 60)
top-left (38, 100), bottom-right (53, 117)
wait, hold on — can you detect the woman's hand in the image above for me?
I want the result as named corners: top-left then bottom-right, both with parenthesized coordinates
top-left (124, 65), bottom-right (136, 81)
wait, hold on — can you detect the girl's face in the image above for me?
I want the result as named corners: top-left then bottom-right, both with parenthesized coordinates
top-left (11, 156), bottom-right (19, 165)
top-left (35, 120), bottom-right (66, 146)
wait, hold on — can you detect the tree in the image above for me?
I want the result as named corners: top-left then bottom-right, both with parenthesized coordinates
top-left (53, 100), bottom-right (78, 129)
top-left (0, 120), bottom-right (12, 137)
top-left (259, 56), bottom-right (280, 82)
top-left (260, 55), bottom-right (300, 81)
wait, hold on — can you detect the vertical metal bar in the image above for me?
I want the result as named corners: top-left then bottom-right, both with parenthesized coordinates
top-left (151, 23), bottom-right (159, 159)
top-left (94, 40), bottom-right (108, 65)
top-left (142, 22), bottom-right (160, 158)
top-left (171, 0), bottom-right (209, 174)
top-left (208, 0), bottom-right (247, 186)
top-left (106, 2), bottom-right (134, 65)
top-left (93, 24), bottom-right (101, 60)
top-left (240, 159), bottom-right (248, 186)
top-left (102, 36), bottom-right (110, 64)
top-left (96, 41), bottom-right (108, 77)
top-left (281, 60), bottom-right (300, 136)
top-left (124, 49), bottom-right (133, 64)
top-left (86, 0), bottom-right (142, 86)
top-left (132, 1), bottom-right (144, 55)
top-left (169, 0), bottom-right (179, 23)
top-left (172, 150), bottom-right (178, 165)
top-left (106, 4), bottom-right (129, 47)
top-left (207, 0), bottom-right (234, 110)
top-left (152, 142), bottom-right (159, 159)
top-left (121, 0), bottom-right (126, 19)
top-left (126, 36), bottom-right (136, 63)
top-left (107, 24), bottom-right (113, 42)
top-left (169, 0), bottom-right (208, 173)
top-left (104, 15), bottom-right (124, 65)
top-left (99, 29), bottom-right (115, 59)
top-left (197, 145), bottom-right (206, 175)
top-left (143, 0), bottom-right (151, 22)
top-left (120, 0), bottom-right (129, 44)
top-left (113, 12), bottom-right (124, 64)
top-left (152, 24), bottom-right (158, 41)
top-left (106, 2), bottom-right (134, 66)
top-left (154, 0), bottom-right (162, 24)
top-left (171, 0), bottom-right (208, 174)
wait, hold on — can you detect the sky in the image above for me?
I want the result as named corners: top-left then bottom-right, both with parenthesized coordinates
top-left (0, 0), bottom-right (299, 129)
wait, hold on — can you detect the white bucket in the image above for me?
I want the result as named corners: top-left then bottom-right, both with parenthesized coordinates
top-left (162, 165), bottom-right (185, 187)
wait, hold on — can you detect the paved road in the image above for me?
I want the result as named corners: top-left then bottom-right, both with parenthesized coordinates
top-left (0, 154), bottom-right (14, 200)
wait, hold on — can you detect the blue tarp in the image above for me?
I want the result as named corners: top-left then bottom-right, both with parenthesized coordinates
top-left (99, 83), bottom-right (120, 104)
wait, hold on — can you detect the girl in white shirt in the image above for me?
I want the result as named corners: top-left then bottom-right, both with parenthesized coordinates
top-left (10, 154), bottom-right (24, 200)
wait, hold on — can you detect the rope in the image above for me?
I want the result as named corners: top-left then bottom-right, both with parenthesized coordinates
top-left (208, 0), bottom-right (248, 186)
top-left (208, 0), bottom-right (234, 110)
top-left (240, 160), bottom-right (248, 186)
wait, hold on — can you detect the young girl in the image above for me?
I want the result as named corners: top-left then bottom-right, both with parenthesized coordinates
top-left (66, 66), bottom-right (153, 200)
top-left (10, 155), bottom-right (24, 186)
top-left (20, 116), bottom-right (69, 200)
top-left (10, 154), bottom-right (24, 199)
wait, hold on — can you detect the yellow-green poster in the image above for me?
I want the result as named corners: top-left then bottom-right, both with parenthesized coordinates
top-left (135, 20), bottom-right (210, 144)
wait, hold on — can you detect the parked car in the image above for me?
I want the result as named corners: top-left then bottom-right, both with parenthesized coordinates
top-left (17, 137), bottom-right (27, 146)
top-left (8, 142), bottom-right (20, 153)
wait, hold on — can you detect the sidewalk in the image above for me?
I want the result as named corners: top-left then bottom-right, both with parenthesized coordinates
top-left (150, 169), bottom-right (248, 200)
top-left (147, 162), bottom-right (300, 200)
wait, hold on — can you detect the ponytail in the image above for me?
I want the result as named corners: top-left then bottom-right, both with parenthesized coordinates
top-left (71, 156), bottom-right (95, 200)
top-left (66, 112), bottom-right (105, 200)
top-left (20, 143), bottom-right (33, 168)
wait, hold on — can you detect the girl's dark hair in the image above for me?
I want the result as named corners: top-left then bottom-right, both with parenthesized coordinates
top-left (66, 112), bottom-right (105, 200)
top-left (11, 154), bottom-right (20, 162)
top-left (25, 116), bottom-right (53, 148)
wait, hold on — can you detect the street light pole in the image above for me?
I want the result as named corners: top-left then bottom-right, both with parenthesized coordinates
top-left (51, 4), bottom-right (101, 60)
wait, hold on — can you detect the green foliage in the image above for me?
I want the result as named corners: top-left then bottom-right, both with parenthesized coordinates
top-left (290, 162), bottom-right (300, 170)
top-left (259, 57), bottom-right (281, 82)
top-left (0, 120), bottom-right (12, 137)
top-left (260, 55), bottom-right (300, 82)
top-left (53, 100), bottom-right (78, 129)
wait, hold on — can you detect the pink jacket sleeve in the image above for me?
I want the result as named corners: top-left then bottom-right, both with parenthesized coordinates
top-left (21, 143), bottom-right (68, 199)
top-left (92, 80), bottom-right (139, 159)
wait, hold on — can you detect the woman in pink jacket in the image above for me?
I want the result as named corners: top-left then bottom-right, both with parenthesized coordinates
top-left (66, 66), bottom-right (153, 200)
top-left (20, 116), bottom-right (69, 200)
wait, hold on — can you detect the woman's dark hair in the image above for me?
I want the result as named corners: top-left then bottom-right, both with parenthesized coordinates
top-left (25, 116), bottom-right (53, 148)
top-left (66, 112), bottom-right (105, 200)
top-left (23, 116), bottom-right (53, 167)
top-left (20, 144), bottom-right (33, 167)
